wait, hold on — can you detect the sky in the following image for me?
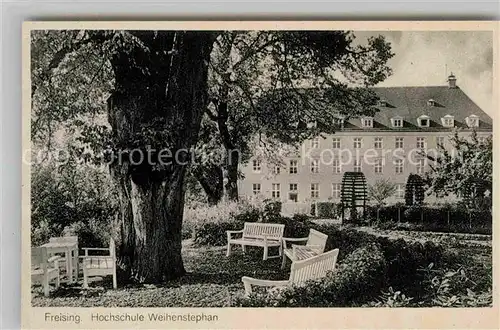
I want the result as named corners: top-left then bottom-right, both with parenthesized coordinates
top-left (355, 31), bottom-right (494, 116)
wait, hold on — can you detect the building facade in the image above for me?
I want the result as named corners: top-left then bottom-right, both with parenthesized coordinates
top-left (238, 75), bottom-right (493, 204)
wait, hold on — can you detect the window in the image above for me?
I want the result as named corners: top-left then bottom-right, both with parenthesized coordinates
top-left (395, 137), bottom-right (404, 149)
top-left (441, 115), bottom-right (454, 127)
top-left (307, 120), bottom-right (317, 129)
top-left (396, 184), bottom-right (405, 199)
top-left (273, 166), bottom-right (281, 175)
top-left (332, 137), bottom-right (341, 149)
top-left (374, 137), bottom-right (383, 149)
top-left (354, 138), bottom-right (362, 149)
top-left (353, 158), bottom-right (362, 172)
top-left (311, 159), bottom-right (320, 173)
top-left (252, 159), bottom-right (261, 173)
top-left (418, 115), bottom-right (430, 128)
top-left (466, 115), bottom-right (479, 128)
top-left (436, 136), bottom-right (445, 147)
top-left (416, 159), bottom-right (426, 174)
top-left (332, 183), bottom-right (341, 199)
top-left (416, 137), bottom-right (426, 149)
top-left (374, 158), bottom-right (383, 174)
top-left (289, 183), bottom-right (298, 202)
top-left (362, 117), bottom-right (373, 128)
top-left (394, 158), bottom-right (403, 174)
top-left (333, 158), bottom-right (342, 174)
top-left (427, 99), bottom-right (436, 107)
top-left (310, 183), bottom-right (320, 199)
top-left (311, 137), bottom-right (320, 149)
top-left (252, 183), bottom-right (261, 195)
top-left (391, 117), bottom-right (404, 128)
top-left (289, 160), bottom-right (298, 174)
top-left (271, 183), bottom-right (280, 198)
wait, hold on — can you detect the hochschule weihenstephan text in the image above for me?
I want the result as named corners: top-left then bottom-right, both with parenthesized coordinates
top-left (91, 312), bottom-right (218, 323)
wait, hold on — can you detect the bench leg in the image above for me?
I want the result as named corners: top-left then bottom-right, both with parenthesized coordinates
top-left (241, 244), bottom-right (246, 254)
top-left (263, 246), bottom-right (269, 260)
top-left (281, 254), bottom-right (287, 269)
top-left (83, 268), bottom-right (88, 289)
top-left (226, 243), bottom-right (231, 257)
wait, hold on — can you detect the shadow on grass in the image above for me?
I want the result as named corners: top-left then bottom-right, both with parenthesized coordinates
top-left (35, 243), bottom-right (290, 303)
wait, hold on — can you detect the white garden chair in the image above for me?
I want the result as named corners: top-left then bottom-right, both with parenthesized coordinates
top-left (31, 246), bottom-right (62, 297)
top-left (242, 248), bottom-right (339, 296)
top-left (81, 238), bottom-right (117, 289)
top-left (281, 228), bottom-right (328, 269)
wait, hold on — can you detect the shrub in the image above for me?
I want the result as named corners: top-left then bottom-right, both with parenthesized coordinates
top-left (193, 221), bottom-right (244, 246)
top-left (262, 199), bottom-right (282, 223)
top-left (62, 219), bottom-right (110, 248)
top-left (233, 243), bottom-right (387, 307)
top-left (315, 202), bottom-right (337, 218)
top-left (184, 200), bottom-right (261, 241)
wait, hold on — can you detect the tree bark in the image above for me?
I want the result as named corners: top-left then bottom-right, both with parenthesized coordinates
top-left (193, 165), bottom-right (223, 205)
top-left (107, 31), bottom-right (215, 283)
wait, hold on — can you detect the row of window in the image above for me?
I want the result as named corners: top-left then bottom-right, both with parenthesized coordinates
top-left (252, 183), bottom-right (406, 200)
top-left (253, 158), bottom-right (427, 175)
top-left (310, 136), bottom-right (452, 150)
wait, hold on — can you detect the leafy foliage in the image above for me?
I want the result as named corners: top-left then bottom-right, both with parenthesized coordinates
top-left (368, 179), bottom-right (397, 206)
top-left (424, 131), bottom-right (492, 209)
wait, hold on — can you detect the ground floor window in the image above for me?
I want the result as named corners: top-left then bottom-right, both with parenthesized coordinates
top-left (271, 183), bottom-right (280, 198)
top-left (310, 183), bottom-right (320, 199)
top-left (289, 183), bottom-right (298, 202)
top-left (252, 183), bottom-right (261, 195)
top-left (332, 183), bottom-right (341, 199)
top-left (396, 184), bottom-right (404, 198)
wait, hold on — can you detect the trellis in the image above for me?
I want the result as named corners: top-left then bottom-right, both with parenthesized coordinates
top-left (340, 172), bottom-right (367, 224)
top-left (405, 174), bottom-right (425, 206)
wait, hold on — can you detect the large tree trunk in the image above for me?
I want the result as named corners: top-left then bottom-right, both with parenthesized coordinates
top-left (107, 31), bottom-right (215, 283)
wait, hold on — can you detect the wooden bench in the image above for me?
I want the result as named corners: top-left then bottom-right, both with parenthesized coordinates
top-left (242, 248), bottom-right (339, 296)
top-left (226, 222), bottom-right (285, 260)
top-left (31, 246), bottom-right (62, 297)
top-left (281, 228), bottom-right (328, 269)
top-left (81, 238), bottom-right (117, 289)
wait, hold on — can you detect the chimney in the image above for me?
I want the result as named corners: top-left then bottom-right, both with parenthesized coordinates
top-left (447, 73), bottom-right (457, 88)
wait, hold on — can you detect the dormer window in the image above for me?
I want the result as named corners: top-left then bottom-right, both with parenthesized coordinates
top-left (417, 115), bottom-right (430, 128)
top-left (466, 115), bottom-right (479, 128)
top-left (427, 99), bottom-right (436, 107)
top-left (441, 115), bottom-right (454, 128)
top-left (333, 116), bottom-right (345, 127)
top-left (378, 99), bottom-right (387, 107)
top-left (361, 117), bottom-right (373, 128)
top-left (307, 120), bottom-right (317, 129)
top-left (391, 116), bottom-right (404, 128)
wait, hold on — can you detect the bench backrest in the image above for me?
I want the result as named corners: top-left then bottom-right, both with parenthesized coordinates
top-left (289, 248), bottom-right (339, 285)
top-left (242, 222), bottom-right (285, 240)
top-left (31, 246), bottom-right (48, 271)
top-left (306, 229), bottom-right (328, 253)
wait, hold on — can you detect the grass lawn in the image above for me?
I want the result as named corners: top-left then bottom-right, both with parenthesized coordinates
top-left (32, 240), bottom-right (289, 307)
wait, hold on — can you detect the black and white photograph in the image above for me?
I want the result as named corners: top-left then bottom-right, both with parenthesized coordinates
top-left (25, 23), bottom-right (494, 320)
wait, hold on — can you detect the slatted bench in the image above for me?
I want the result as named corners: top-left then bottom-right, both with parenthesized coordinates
top-left (226, 222), bottom-right (285, 260)
top-left (242, 248), bottom-right (340, 296)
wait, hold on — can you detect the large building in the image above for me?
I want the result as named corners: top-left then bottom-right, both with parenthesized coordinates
top-left (238, 74), bottom-right (492, 204)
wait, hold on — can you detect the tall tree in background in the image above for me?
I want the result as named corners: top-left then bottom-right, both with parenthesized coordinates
top-left (197, 31), bottom-right (394, 203)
